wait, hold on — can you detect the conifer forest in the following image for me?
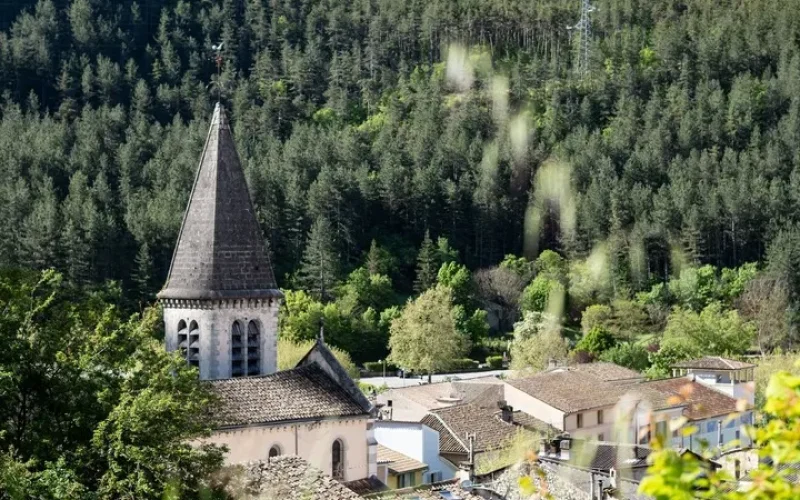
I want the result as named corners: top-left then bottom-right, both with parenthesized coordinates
top-left (1, 0), bottom-right (800, 362)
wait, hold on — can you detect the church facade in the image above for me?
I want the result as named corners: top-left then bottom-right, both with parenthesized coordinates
top-left (158, 104), bottom-right (378, 483)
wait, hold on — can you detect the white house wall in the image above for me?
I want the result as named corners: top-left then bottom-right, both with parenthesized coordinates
top-left (373, 421), bottom-right (457, 482)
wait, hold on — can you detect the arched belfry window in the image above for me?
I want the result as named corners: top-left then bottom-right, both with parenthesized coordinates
top-left (332, 439), bottom-right (344, 480)
top-left (231, 321), bottom-right (244, 377)
top-left (188, 321), bottom-right (200, 368)
top-left (177, 320), bottom-right (199, 368)
top-left (247, 321), bottom-right (261, 376)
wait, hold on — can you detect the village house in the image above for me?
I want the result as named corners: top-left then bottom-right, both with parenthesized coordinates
top-left (503, 368), bottom-right (629, 439)
top-left (421, 400), bottom-right (557, 476)
top-left (617, 357), bottom-right (754, 452)
top-left (158, 104), bottom-right (379, 483)
top-left (377, 444), bottom-right (429, 489)
top-left (373, 420), bottom-right (458, 483)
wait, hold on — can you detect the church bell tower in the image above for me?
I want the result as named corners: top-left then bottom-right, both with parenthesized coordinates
top-left (158, 104), bottom-right (281, 380)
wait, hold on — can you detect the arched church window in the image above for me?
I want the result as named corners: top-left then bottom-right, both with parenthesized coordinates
top-left (177, 320), bottom-right (188, 359)
top-left (268, 445), bottom-right (281, 460)
top-left (247, 320), bottom-right (261, 376)
top-left (188, 321), bottom-right (200, 368)
top-left (231, 321), bottom-right (244, 377)
top-left (332, 439), bottom-right (344, 480)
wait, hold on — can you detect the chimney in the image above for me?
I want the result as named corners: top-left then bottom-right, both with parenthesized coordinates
top-left (559, 438), bottom-right (571, 461)
top-left (498, 400), bottom-right (513, 423)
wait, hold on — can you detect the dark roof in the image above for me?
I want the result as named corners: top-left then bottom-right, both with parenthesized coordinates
top-left (540, 440), bottom-right (651, 473)
top-left (421, 404), bottom-right (557, 455)
top-left (507, 371), bottom-right (628, 413)
top-left (376, 445), bottom-right (428, 473)
top-left (342, 477), bottom-right (387, 496)
top-left (208, 363), bottom-right (369, 427)
top-left (671, 356), bottom-right (756, 370)
top-left (236, 456), bottom-right (363, 499)
top-left (633, 378), bottom-right (745, 420)
top-left (296, 339), bottom-right (374, 416)
top-left (159, 104), bottom-right (279, 300)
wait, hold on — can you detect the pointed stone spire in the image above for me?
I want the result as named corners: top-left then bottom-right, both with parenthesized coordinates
top-left (158, 104), bottom-right (279, 300)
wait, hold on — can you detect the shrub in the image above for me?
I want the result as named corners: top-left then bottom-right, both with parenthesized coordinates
top-left (486, 355), bottom-right (504, 369)
top-left (573, 326), bottom-right (617, 357)
top-left (599, 342), bottom-right (650, 372)
top-left (363, 361), bottom-right (397, 373)
top-left (450, 358), bottom-right (480, 371)
top-left (278, 338), bottom-right (359, 379)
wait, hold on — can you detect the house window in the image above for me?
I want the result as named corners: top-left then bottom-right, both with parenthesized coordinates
top-left (734, 459), bottom-right (741, 479)
top-left (231, 321), bottom-right (244, 377)
top-left (178, 320), bottom-right (200, 368)
top-left (656, 421), bottom-right (668, 439)
top-left (398, 472), bottom-right (416, 488)
top-left (598, 433), bottom-right (605, 442)
top-left (707, 421), bottom-right (717, 433)
top-left (429, 471), bottom-right (442, 483)
top-left (247, 320), bottom-right (261, 376)
top-left (268, 445), bottom-right (281, 460)
top-left (576, 413), bottom-right (583, 429)
top-left (597, 409), bottom-right (604, 425)
top-left (332, 439), bottom-right (344, 480)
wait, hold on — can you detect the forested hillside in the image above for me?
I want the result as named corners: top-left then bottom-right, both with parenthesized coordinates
top-left (2, 0), bottom-right (800, 343)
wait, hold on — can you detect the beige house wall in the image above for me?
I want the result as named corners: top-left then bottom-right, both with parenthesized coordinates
top-left (502, 383), bottom-right (565, 430)
top-left (562, 406), bottom-right (615, 439)
top-left (205, 417), bottom-right (370, 481)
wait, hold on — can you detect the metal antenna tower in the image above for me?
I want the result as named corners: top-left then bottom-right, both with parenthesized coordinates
top-left (568, 0), bottom-right (595, 77)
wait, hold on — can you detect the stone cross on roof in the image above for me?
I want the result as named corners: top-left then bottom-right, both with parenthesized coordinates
top-left (158, 103), bottom-right (279, 300)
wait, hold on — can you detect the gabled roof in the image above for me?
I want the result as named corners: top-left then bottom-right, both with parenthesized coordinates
top-left (631, 378), bottom-right (746, 420)
top-left (507, 371), bottom-right (628, 413)
top-left (159, 103), bottom-right (279, 301)
top-left (208, 363), bottom-right (369, 427)
top-left (377, 444), bottom-right (428, 473)
top-left (565, 362), bottom-right (644, 383)
top-left (421, 404), bottom-right (557, 455)
top-left (381, 378), bottom-right (504, 411)
top-left (671, 356), bottom-right (756, 370)
top-left (296, 339), bottom-right (373, 416)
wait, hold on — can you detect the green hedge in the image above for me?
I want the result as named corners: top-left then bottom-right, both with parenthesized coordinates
top-left (450, 358), bottom-right (480, 371)
top-left (363, 361), bottom-right (397, 373)
top-left (486, 355), bottom-right (504, 369)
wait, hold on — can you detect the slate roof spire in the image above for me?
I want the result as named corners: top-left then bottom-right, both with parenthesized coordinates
top-left (158, 103), bottom-right (279, 300)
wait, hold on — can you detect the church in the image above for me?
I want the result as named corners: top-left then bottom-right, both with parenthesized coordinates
top-left (157, 104), bottom-right (377, 483)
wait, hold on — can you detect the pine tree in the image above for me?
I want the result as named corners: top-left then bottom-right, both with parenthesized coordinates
top-left (298, 217), bottom-right (340, 300)
top-left (132, 241), bottom-right (156, 302)
top-left (414, 230), bottom-right (438, 293)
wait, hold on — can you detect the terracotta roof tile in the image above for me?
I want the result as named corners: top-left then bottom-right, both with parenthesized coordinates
top-left (672, 356), bottom-right (756, 370)
top-left (421, 404), bottom-right (557, 455)
top-left (208, 364), bottom-right (368, 427)
top-left (567, 362), bottom-right (644, 382)
top-left (376, 445), bottom-right (428, 473)
top-left (507, 371), bottom-right (629, 413)
top-left (634, 378), bottom-right (745, 420)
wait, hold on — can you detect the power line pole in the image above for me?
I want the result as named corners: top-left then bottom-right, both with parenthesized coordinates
top-left (568, 0), bottom-right (595, 77)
